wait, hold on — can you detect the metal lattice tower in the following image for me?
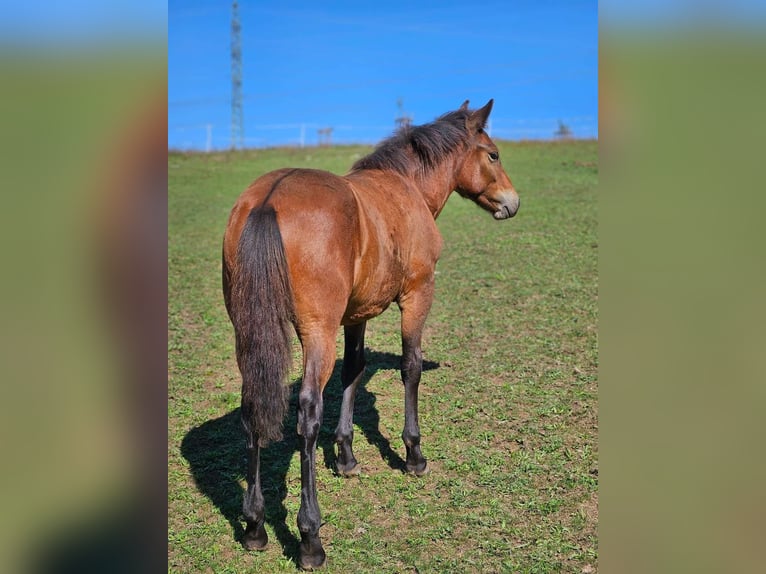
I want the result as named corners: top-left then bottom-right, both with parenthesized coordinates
top-left (230, 1), bottom-right (243, 149)
top-left (395, 97), bottom-right (413, 129)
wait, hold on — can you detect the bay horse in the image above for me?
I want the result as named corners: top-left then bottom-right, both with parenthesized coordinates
top-left (222, 99), bottom-right (519, 569)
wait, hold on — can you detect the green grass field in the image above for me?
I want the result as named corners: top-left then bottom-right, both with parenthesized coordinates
top-left (168, 139), bottom-right (598, 573)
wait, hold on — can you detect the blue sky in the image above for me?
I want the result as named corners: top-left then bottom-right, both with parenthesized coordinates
top-left (0, 1), bottom-right (166, 42)
top-left (169, 0), bottom-right (598, 149)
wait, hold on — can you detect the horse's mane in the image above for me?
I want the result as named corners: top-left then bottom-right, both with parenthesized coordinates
top-left (351, 109), bottom-right (473, 175)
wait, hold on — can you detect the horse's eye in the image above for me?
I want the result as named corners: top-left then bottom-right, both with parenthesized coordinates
top-left (488, 151), bottom-right (499, 162)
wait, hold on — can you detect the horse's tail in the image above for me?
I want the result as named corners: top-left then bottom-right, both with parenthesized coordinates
top-left (229, 205), bottom-right (295, 446)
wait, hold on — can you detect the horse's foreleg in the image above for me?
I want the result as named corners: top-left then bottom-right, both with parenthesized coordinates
top-left (335, 322), bottom-right (367, 476)
top-left (399, 285), bottom-right (433, 477)
top-left (241, 415), bottom-right (268, 550)
top-left (402, 337), bottom-right (428, 476)
top-left (296, 333), bottom-right (335, 570)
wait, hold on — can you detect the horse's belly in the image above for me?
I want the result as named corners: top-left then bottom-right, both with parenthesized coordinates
top-left (341, 299), bottom-right (393, 325)
top-left (342, 279), bottom-right (399, 325)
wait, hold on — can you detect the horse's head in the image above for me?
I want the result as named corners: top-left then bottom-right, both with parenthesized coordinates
top-left (454, 99), bottom-right (520, 220)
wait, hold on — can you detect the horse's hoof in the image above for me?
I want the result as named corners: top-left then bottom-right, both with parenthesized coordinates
top-left (243, 538), bottom-right (268, 551)
top-left (299, 547), bottom-right (327, 570)
top-left (406, 461), bottom-right (430, 477)
top-left (336, 461), bottom-right (361, 477)
top-left (242, 523), bottom-right (268, 550)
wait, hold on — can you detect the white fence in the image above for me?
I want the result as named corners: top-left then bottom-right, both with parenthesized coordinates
top-left (169, 117), bottom-right (597, 151)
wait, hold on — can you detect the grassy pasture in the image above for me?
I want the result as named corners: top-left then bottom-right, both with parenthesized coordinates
top-left (168, 140), bottom-right (598, 573)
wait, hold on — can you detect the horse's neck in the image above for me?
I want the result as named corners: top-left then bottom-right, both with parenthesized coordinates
top-left (416, 159), bottom-right (458, 220)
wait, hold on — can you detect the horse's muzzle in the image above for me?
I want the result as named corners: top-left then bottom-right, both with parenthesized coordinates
top-left (492, 192), bottom-right (520, 220)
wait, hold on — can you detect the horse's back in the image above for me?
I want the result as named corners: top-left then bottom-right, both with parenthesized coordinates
top-left (224, 166), bottom-right (442, 331)
top-left (224, 168), bottom-right (359, 333)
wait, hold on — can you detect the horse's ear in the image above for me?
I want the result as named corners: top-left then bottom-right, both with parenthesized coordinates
top-left (459, 100), bottom-right (470, 111)
top-left (468, 99), bottom-right (494, 131)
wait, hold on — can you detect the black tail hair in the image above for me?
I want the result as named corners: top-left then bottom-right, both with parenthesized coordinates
top-left (230, 206), bottom-right (295, 446)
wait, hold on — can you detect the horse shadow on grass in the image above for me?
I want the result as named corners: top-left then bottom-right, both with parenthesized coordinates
top-left (180, 350), bottom-right (439, 567)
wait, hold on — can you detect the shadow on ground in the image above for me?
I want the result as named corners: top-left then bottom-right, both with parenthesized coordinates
top-left (180, 350), bottom-right (439, 567)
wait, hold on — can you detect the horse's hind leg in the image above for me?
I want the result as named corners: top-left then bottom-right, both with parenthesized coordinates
top-left (335, 322), bottom-right (367, 476)
top-left (241, 417), bottom-right (268, 550)
top-left (296, 329), bottom-right (336, 570)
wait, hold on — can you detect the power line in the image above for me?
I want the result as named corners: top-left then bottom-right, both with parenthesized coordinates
top-left (169, 58), bottom-right (582, 108)
top-left (230, 1), bottom-right (243, 149)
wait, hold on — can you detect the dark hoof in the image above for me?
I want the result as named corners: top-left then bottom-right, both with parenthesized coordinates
top-left (242, 523), bottom-right (268, 551)
top-left (405, 461), bottom-right (430, 477)
top-left (299, 533), bottom-right (326, 570)
top-left (336, 461), bottom-right (361, 477)
top-left (299, 546), bottom-right (326, 570)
